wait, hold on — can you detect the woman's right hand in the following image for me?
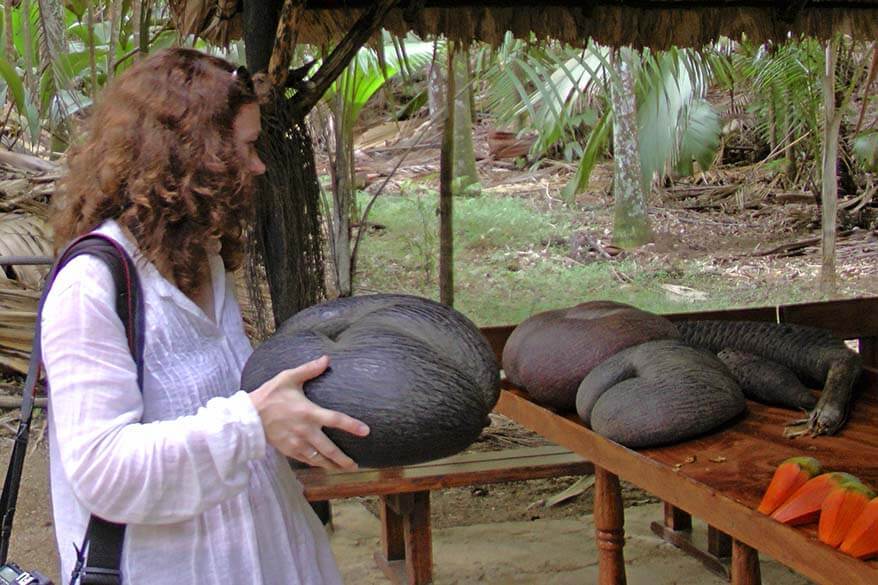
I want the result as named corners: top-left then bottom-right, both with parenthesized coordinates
top-left (248, 355), bottom-right (369, 470)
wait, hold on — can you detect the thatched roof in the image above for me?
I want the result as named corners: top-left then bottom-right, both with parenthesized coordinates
top-left (172, 1), bottom-right (878, 50)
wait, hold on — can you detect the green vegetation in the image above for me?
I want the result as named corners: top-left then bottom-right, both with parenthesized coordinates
top-left (1, 1), bottom-right (875, 326)
top-left (353, 187), bottom-right (822, 327)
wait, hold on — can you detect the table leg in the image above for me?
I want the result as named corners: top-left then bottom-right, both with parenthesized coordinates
top-left (594, 466), bottom-right (627, 585)
top-left (731, 539), bottom-right (762, 585)
top-left (663, 502), bottom-right (692, 531)
top-left (860, 337), bottom-right (877, 368)
top-left (376, 493), bottom-right (433, 585)
top-left (708, 526), bottom-right (732, 559)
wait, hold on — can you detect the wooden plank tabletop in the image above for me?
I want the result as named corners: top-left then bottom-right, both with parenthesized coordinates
top-left (494, 368), bottom-right (878, 585)
top-left (298, 445), bottom-right (593, 500)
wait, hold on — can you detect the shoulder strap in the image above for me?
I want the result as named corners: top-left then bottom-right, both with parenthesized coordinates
top-left (0, 233), bottom-right (144, 585)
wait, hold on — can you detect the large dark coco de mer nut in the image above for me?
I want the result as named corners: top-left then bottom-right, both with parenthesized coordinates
top-left (501, 300), bottom-right (679, 410)
top-left (241, 294), bottom-right (500, 468)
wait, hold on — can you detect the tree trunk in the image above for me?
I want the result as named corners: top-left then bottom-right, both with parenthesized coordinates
top-left (131, 0), bottom-right (142, 62)
top-left (2, 0), bottom-right (15, 60)
top-left (139, 0), bottom-right (151, 59)
top-left (451, 45), bottom-right (480, 196)
top-left (439, 43), bottom-right (456, 306)
top-left (243, 0), bottom-right (328, 526)
top-left (611, 47), bottom-right (652, 248)
top-left (37, 0), bottom-right (65, 67)
top-left (37, 0), bottom-right (67, 151)
top-left (243, 0), bottom-right (325, 326)
top-left (821, 40), bottom-right (841, 296)
top-left (87, 1), bottom-right (97, 96)
top-left (244, 0), bottom-right (285, 74)
top-left (21, 0), bottom-right (33, 95)
top-left (427, 49), bottom-right (444, 120)
top-left (331, 90), bottom-right (354, 297)
top-left (107, 0), bottom-right (123, 81)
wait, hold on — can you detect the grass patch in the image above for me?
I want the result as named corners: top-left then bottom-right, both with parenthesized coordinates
top-left (352, 188), bottom-right (839, 326)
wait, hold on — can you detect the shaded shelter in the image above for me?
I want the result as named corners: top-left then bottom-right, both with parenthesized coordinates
top-left (165, 0), bottom-right (878, 323)
top-left (166, 0), bottom-right (878, 543)
top-left (172, 1), bottom-right (878, 49)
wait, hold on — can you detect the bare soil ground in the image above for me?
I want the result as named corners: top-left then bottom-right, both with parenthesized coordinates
top-left (354, 413), bottom-right (659, 529)
top-left (0, 417), bottom-right (810, 585)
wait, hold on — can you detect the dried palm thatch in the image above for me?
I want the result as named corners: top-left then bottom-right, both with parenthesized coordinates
top-left (0, 283), bottom-right (41, 375)
top-left (169, 0), bottom-right (242, 47)
top-left (171, 1), bottom-right (878, 51)
top-left (0, 213), bottom-right (52, 376)
top-left (0, 213), bottom-right (53, 289)
top-left (0, 155), bottom-right (56, 375)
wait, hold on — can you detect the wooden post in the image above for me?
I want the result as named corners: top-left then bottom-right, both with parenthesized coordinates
top-left (821, 38), bottom-right (841, 296)
top-left (380, 495), bottom-right (407, 562)
top-left (594, 466), bottom-right (627, 585)
top-left (376, 493), bottom-right (432, 585)
top-left (860, 338), bottom-right (878, 368)
top-left (731, 539), bottom-right (762, 585)
top-left (708, 526), bottom-right (732, 559)
top-left (403, 492), bottom-right (432, 584)
top-left (439, 42), bottom-right (456, 307)
top-left (267, 0), bottom-right (306, 89)
top-left (663, 502), bottom-right (692, 532)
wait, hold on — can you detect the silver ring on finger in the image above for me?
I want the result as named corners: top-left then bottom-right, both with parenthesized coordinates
top-left (308, 449), bottom-right (320, 460)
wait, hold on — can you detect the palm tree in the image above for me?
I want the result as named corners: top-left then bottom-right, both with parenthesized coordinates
top-left (0, 0), bottom-right (176, 153)
top-left (610, 47), bottom-right (650, 247)
top-left (320, 33), bottom-right (435, 297)
top-left (484, 38), bottom-right (721, 247)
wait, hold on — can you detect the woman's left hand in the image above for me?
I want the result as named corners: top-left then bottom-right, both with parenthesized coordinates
top-left (249, 355), bottom-right (370, 470)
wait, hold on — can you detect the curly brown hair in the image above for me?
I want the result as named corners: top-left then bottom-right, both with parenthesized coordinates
top-left (54, 48), bottom-right (258, 296)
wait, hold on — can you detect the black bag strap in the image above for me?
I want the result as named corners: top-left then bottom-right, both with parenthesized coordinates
top-left (0, 233), bottom-right (145, 585)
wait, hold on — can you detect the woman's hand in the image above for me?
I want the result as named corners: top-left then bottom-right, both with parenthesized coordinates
top-left (249, 355), bottom-right (369, 470)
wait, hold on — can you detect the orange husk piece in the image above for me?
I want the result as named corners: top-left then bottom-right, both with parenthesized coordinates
top-left (758, 456), bottom-right (823, 515)
top-left (818, 481), bottom-right (875, 547)
top-left (840, 497), bottom-right (878, 559)
top-left (771, 472), bottom-right (856, 526)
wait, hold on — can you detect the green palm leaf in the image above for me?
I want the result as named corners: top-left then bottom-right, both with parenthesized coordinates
top-left (561, 110), bottom-right (612, 202)
top-left (0, 55), bottom-right (40, 144)
top-left (852, 131), bottom-right (878, 172)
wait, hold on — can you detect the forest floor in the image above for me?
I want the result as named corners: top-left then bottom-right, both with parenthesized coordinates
top-left (332, 116), bottom-right (878, 327)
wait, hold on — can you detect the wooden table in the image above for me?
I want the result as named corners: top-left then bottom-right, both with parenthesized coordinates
top-left (494, 369), bottom-right (878, 585)
top-left (482, 297), bottom-right (878, 585)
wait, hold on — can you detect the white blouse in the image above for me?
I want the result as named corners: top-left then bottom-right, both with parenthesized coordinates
top-left (41, 220), bottom-right (342, 584)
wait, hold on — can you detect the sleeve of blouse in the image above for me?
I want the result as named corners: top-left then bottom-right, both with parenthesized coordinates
top-left (41, 255), bottom-right (267, 525)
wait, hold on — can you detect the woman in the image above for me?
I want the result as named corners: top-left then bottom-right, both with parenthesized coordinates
top-left (42, 48), bottom-right (367, 584)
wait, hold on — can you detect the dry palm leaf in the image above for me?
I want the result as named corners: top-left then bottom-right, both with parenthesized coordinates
top-left (0, 282), bottom-right (39, 375)
top-left (527, 475), bottom-right (596, 510)
top-left (168, 0), bottom-right (241, 46)
top-left (0, 213), bottom-right (50, 375)
top-left (0, 174), bottom-right (58, 217)
top-left (0, 212), bottom-right (53, 288)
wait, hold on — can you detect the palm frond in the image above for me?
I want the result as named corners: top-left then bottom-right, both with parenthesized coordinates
top-left (484, 39), bottom-right (607, 159)
top-left (637, 48), bottom-right (721, 184)
top-left (744, 38), bottom-right (824, 159)
top-left (852, 130), bottom-right (878, 172)
top-left (561, 110), bottom-right (612, 202)
top-left (0, 212), bottom-right (52, 289)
